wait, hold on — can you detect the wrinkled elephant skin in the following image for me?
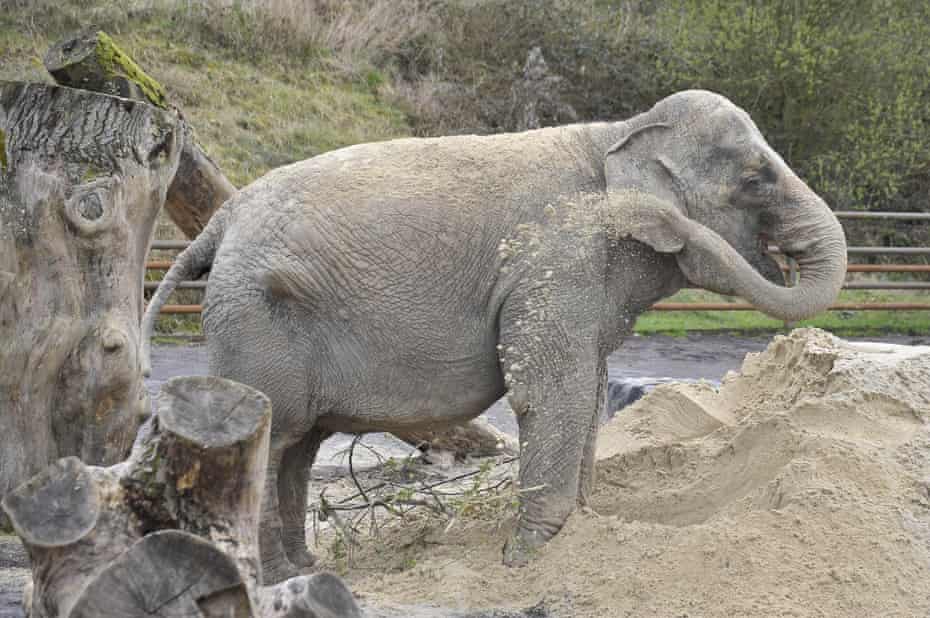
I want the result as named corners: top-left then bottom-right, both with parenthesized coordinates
top-left (142, 90), bottom-right (847, 582)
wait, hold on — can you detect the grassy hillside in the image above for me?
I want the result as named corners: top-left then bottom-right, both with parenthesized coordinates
top-left (0, 1), bottom-right (413, 188)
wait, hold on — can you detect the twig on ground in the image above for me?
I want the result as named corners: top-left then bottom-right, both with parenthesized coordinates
top-left (314, 439), bottom-right (523, 551)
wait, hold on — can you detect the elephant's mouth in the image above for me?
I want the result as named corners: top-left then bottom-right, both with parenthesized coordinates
top-left (755, 233), bottom-right (789, 286)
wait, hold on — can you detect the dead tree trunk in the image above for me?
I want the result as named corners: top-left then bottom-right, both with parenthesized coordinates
top-left (45, 29), bottom-right (236, 239)
top-left (2, 376), bottom-right (361, 618)
top-left (0, 81), bottom-right (181, 529)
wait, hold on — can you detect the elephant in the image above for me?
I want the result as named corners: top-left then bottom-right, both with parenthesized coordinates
top-left (141, 90), bottom-right (847, 583)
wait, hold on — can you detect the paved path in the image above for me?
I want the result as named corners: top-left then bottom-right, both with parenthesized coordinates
top-left (145, 333), bottom-right (928, 469)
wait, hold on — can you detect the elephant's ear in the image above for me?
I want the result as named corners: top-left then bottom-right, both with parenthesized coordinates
top-left (604, 122), bottom-right (688, 253)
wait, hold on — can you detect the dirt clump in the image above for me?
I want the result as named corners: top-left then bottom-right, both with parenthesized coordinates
top-left (334, 329), bottom-right (930, 617)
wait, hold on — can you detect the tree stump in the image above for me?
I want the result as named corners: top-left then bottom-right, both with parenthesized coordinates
top-left (0, 81), bottom-right (182, 529)
top-left (2, 376), bottom-right (362, 618)
top-left (45, 29), bottom-right (236, 239)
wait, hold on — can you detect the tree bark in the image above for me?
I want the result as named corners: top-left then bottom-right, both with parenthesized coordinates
top-left (0, 81), bottom-right (181, 529)
top-left (45, 29), bottom-right (236, 239)
top-left (2, 376), bottom-right (362, 618)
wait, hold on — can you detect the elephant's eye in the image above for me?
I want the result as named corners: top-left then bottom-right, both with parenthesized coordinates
top-left (741, 175), bottom-right (766, 194)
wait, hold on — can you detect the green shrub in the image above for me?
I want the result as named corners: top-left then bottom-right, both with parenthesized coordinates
top-left (394, 0), bottom-right (665, 134)
top-left (652, 0), bottom-right (930, 213)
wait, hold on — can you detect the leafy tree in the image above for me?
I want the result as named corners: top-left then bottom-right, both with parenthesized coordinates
top-left (653, 0), bottom-right (930, 211)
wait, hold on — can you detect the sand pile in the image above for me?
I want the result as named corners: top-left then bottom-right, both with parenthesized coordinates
top-left (340, 329), bottom-right (930, 617)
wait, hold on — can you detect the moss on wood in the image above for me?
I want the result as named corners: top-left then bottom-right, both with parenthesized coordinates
top-left (0, 128), bottom-right (6, 171)
top-left (94, 32), bottom-right (167, 109)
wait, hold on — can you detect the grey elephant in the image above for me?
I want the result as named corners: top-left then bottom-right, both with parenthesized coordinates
top-left (142, 90), bottom-right (847, 583)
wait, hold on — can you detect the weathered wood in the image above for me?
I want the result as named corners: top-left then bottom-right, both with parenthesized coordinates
top-left (123, 376), bottom-right (272, 588)
top-left (44, 30), bottom-right (168, 108)
top-left (164, 124), bottom-right (237, 238)
top-left (2, 376), bottom-right (360, 617)
top-left (258, 573), bottom-right (363, 618)
top-left (45, 29), bottom-right (236, 239)
top-left (394, 416), bottom-right (519, 460)
top-left (0, 81), bottom-right (181, 530)
top-left (68, 531), bottom-right (250, 618)
top-left (1, 458), bottom-right (98, 549)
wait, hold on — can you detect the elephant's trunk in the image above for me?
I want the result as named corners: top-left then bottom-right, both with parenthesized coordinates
top-left (680, 187), bottom-right (847, 322)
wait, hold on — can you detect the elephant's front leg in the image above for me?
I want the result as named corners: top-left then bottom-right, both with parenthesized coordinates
top-left (499, 314), bottom-right (604, 566)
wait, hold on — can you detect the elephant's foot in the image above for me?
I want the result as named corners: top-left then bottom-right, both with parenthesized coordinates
top-left (262, 555), bottom-right (301, 585)
top-left (261, 524), bottom-right (301, 584)
top-left (285, 543), bottom-right (319, 569)
top-left (502, 524), bottom-right (553, 567)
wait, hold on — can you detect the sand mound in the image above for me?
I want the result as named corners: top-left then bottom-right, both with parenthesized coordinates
top-left (336, 329), bottom-right (930, 617)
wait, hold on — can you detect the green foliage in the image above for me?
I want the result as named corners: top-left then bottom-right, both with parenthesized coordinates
top-left (652, 0), bottom-right (930, 212)
top-left (400, 0), bottom-right (664, 133)
top-left (6, 0), bottom-right (928, 215)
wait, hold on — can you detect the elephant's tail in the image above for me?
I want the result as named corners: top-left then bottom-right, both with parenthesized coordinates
top-left (141, 207), bottom-right (229, 377)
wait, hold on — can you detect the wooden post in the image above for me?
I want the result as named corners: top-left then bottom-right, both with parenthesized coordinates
top-left (45, 29), bottom-right (236, 239)
top-left (2, 376), bottom-right (362, 618)
top-left (0, 81), bottom-right (181, 529)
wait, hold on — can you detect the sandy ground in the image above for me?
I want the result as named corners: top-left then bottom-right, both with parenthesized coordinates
top-left (332, 329), bottom-right (930, 617)
top-left (3, 331), bottom-right (929, 616)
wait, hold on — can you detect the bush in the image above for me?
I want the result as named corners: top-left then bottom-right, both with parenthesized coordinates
top-left (395, 0), bottom-right (665, 134)
top-left (652, 0), bottom-right (930, 213)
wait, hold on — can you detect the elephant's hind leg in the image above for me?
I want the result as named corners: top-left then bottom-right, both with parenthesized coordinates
top-left (205, 297), bottom-right (311, 584)
top-left (279, 427), bottom-right (332, 569)
top-left (259, 441), bottom-right (298, 584)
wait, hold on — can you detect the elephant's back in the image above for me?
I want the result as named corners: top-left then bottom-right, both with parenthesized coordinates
top-left (235, 125), bottom-right (606, 218)
top-left (206, 125), bottom-right (609, 329)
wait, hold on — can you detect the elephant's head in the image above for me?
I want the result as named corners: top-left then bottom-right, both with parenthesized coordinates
top-left (605, 90), bottom-right (847, 322)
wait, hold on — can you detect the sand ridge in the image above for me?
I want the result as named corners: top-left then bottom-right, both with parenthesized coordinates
top-left (339, 329), bottom-right (930, 617)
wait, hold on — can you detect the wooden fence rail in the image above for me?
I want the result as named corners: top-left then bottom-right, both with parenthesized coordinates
top-left (146, 211), bottom-right (930, 314)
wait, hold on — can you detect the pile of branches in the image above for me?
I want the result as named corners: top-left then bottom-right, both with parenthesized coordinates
top-left (311, 437), bottom-right (538, 566)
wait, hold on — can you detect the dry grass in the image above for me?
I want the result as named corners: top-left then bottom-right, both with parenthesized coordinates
top-left (182, 0), bottom-right (438, 77)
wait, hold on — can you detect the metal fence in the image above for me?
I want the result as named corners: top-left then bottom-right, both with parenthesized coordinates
top-left (146, 211), bottom-right (930, 314)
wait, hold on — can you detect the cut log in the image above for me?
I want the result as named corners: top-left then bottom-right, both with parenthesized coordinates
top-left (394, 416), bottom-right (519, 460)
top-left (258, 573), bottom-right (363, 618)
top-left (123, 376), bottom-right (272, 587)
top-left (0, 81), bottom-right (181, 530)
top-left (68, 530), bottom-right (250, 618)
top-left (2, 376), bottom-right (361, 618)
top-left (45, 29), bottom-right (236, 239)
